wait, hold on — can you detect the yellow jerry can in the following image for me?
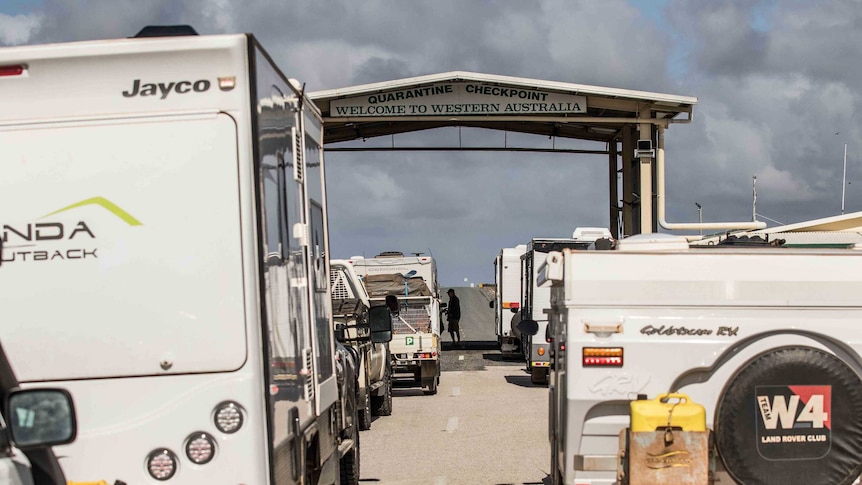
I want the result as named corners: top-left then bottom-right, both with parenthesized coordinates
top-left (630, 393), bottom-right (706, 432)
top-left (622, 393), bottom-right (711, 485)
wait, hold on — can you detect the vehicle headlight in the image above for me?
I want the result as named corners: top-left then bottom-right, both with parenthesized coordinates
top-left (214, 401), bottom-right (244, 434)
top-left (147, 449), bottom-right (178, 481)
top-left (185, 432), bottom-right (216, 464)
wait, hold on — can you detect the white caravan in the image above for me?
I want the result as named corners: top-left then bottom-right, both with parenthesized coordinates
top-left (519, 229), bottom-right (612, 385)
top-left (348, 253), bottom-right (443, 395)
top-left (494, 245), bottom-right (528, 357)
top-left (0, 27), bottom-right (362, 485)
top-left (533, 234), bottom-right (862, 485)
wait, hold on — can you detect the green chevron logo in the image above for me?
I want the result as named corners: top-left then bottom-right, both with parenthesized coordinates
top-left (42, 197), bottom-right (142, 226)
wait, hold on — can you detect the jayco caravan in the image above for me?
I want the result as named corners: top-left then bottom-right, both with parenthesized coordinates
top-left (0, 27), bottom-right (363, 485)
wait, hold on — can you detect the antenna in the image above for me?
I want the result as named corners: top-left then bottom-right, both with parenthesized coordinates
top-left (842, 143), bottom-right (848, 215)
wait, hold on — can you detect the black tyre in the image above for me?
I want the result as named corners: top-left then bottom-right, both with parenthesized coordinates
top-left (358, 389), bottom-right (372, 431)
top-left (371, 366), bottom-right (392, 416)
top-left (339, 406), bottom-right (360, 485)
top-left (716, 346), bottom-right (862, 485)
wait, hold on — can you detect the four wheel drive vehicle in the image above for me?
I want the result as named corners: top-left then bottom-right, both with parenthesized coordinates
top-left (330, 260), bottom-right (394, 430)
top-left (518, 229), bottom-right (612, 385)
top-left (348, 253), bottom-right (443, 395)
top-left (0, 27), bottom-right (355, 484)
top-left (0, 343), bottom-right (78, 485)
top-left (531, 233), bottom-right (862, 485)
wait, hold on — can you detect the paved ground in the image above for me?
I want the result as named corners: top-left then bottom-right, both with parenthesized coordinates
top-left (359, 287), bottom-right (551, 485)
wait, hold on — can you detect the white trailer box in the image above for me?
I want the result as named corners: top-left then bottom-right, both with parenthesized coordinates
top-left (0, 28), bottom-right (354, 485)
top-left (494, 244), bottom-right (527, 356)
top-left (540, 234), bottom-right (862, 485)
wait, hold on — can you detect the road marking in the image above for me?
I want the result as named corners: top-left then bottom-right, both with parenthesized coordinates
top-left (458, 355), bottom-right (464, 360)
top-left (451, 387), bottom-right (461, 397)
top-left (446, 417), bottom-right (459, 432)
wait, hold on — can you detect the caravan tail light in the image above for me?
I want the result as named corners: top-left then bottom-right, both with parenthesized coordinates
top-left (185, 432), bottom-right (216, 464)
top-left (214, 401), bottom-right (244, 434)
top-left (583, 347), bottom-right (623, 367)
top-left (0, 65), bottom-right (25, 77)
top-left (147, 449), bottom-right (178, 480)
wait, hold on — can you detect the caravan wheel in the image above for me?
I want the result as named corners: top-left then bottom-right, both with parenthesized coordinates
top-left (715, 346), bottom-right (862, 485)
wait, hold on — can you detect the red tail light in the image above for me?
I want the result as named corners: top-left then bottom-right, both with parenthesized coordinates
top-left (583, 347), bottom-right (623, 367)
top-left (0, 65), bottom-right (25, 77)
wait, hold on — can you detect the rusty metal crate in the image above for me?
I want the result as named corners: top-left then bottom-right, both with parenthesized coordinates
top-left (619, 428), bottom-right (711, 485)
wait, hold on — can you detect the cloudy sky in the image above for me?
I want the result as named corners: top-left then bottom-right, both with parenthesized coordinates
top-left (3, 0), bottom-right (861, 285)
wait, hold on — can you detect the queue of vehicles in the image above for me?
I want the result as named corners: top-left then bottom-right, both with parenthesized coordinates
top-left (6, 24), bottom-right (861, 485)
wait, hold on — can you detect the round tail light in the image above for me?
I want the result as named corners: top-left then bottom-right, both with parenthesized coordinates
top-left (146, 449), bottom-right (178, 480)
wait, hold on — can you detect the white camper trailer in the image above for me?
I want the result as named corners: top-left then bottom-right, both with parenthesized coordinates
top-left (532, 234), bottom-right (862, 485)
top-left (0, 27), bottom-right (368, 485)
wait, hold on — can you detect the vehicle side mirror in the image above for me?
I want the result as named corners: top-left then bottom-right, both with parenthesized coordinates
top-left (517, 319), bottom-right (539, 336)
top-left (6, 388), bottom-right (76, 449)
top-left (488, 301), bottom-right (495, 309)
top-left (368, 305), bottom-right (392, 344)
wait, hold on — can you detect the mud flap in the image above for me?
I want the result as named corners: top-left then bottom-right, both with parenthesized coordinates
top-left (420, 360), bottom-right (437, 380)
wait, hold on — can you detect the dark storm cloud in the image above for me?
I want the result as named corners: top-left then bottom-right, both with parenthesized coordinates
top-left (668, 1), bottom-right (769, 77)
top-left (5, 0), bottom-right (862, 282)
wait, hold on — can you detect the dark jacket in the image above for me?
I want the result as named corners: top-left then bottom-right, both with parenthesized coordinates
top-left (447, 294), bottom-right (461, 321)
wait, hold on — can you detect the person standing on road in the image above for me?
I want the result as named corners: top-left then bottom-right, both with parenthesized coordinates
top-left (446, 288), bottom-right (461, 344)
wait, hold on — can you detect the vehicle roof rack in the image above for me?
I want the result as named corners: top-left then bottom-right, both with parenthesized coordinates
top-left (375, 251), bottom-right (404, 258)
top-left (133, 25), bottom-right (199, 38)
top-left (716, 234), bottom-right (785, 247)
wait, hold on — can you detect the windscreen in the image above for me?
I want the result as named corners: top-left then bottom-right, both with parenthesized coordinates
top-left (0, 114), bottom-right (247, 381)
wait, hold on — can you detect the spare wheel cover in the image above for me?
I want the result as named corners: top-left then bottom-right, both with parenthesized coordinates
top-left (716, 346), bottom-right (862, 485)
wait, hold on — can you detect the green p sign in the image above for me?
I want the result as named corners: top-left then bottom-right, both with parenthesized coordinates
top-left (405, 336), bottom-right (415, 346)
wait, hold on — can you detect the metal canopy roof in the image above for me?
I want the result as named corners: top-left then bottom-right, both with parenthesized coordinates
top-left (309, 71), bottom-right (697, 145)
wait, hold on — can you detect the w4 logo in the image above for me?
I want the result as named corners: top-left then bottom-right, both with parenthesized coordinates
top-left (757, 385), bottom-right (831, 430)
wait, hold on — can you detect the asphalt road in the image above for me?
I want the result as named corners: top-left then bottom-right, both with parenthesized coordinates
top-left (358, 287), bottom-right (551, 485)
top-left (439, 286), bottom-right (497, 346)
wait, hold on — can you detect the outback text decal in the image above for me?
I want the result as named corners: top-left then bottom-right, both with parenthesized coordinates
top-left (639, 324), bottom-right (739, 337)
top-left (756, 385), bottom-right (831, 460)
top-left (2, 197), bottom-right (141, 264)
top-left (123, 78), bottom-right (211, 99)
